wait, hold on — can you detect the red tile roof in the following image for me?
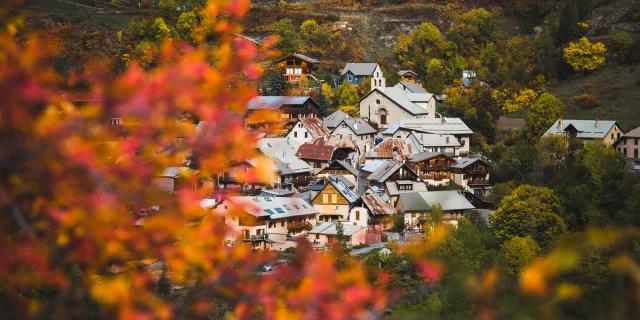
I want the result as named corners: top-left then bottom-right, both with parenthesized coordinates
top-left (300, 117), bottom-right (329, 138)
top-left (361, 193), bottom-right (395, 215)
top-left (365, 139), bottom-right (415, 160)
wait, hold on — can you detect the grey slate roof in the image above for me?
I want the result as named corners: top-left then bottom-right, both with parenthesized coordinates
top-left (258, 138), bottom-right (312, 174)
top-left (378, 87), bottom-right (429, 115)
top-left (247, 96), bottom-right (312, 110)
top-left (361, 159), bottom-right (386, 173)
top-left (341, 62), bottom-right (378, 76)
top-left (385, 180), bottom-right (427, 196)
top-left (398, 191), bottom-right (475, 212)
top-left (333, 118), bottom-right (377, 135)
top-left (383, 118), bottom-right (474, 136)
top-left (327, 177), bottom-right (359, 203)
top-left (450, 157), bottom-right (489, 169)
top-left (222, 196), bottom-right (318, 219)
top-left (320, 159), bottom-right (359, 177)
top-left (407, 152), bottom-right (445, 163)
top-left (324, 110), bottom-right (349, 129)
top-left (622, 127), bottom-right (640, 138)
top-left (543, 119), bottom-right (622, 139)
top-left (367, 160), bottom-right (405, 183)
top-left (408, 132), bottom-right (461, 148)
top-left (309, 222), bottom-right (365, 236)
top-left (398, 81), bottom-right (428, 94)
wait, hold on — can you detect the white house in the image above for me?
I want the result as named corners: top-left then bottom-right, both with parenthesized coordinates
top-left (382, 118), bottom-right (473, 155)
top-left (406, 131), bottom-right (461, 156)
top-left (285, 117), bottom-right (329, 145)
top-left (543, 119), bottom-right (624, 146)
top-left (329, 117), bottom-right (378, 153)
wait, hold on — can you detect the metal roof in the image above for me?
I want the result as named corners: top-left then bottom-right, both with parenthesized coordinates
top-left (258, 138), bottom-right (312, 173)
top-left (341, 62), bottom-right (378, 76)
top-left (385, 180), bottom-right (427, 196)
top-left (364, 138), bottom-right (418, 160)
top-left (276, 53), bottom-right (319, 64)
top-left (450, 157), bottom-right (490, 169)
top-left (361, 193), bottom-right (395, 215)
top-left (296, 136), bottom-right (358, 161)
top-left (544, 119), bottom-right (621, 139)
top-left (222, 196), bottom-right (318, 219)
top-left (366, 186), bottom-right (390, 202)
top-left (259, 189), bottom-right (295, 197)
top-left (367, 160), bottom-right (403, 182)
top-left (407, 152), bottom-right (447, 163)
top-left (397, 81), bottom-right (428, 94)
top-left (398, 70), bottom-right (418, 76)
top-left (333, 118), bottom-right (377, 135)
top-left (383, 118), bottom-right (474, 136)
top-left (323, 110), bottom-right (348, 129)
top-left (298, 117), bottom-right (329, 138)
top-left (398, 192), bottom-right (430, 211)
top-left (328, 175), bottom-right (355, 190)
top-left (622, 127), bottom-right (640, 138)
top-left (370, 87), bottom-right (429, 115)
top-left (308, 222), bottom-right (365, 236)
top-left (408, 132), bottom-right (461, 148)
top-left (398, 191), bottom-right (475, 212)
top-left (327, 176), bottom-right (359, 203)
top-left (361, 159), bottom-right (386, 173)
top-left (247, 96), bottom-right (312, 110)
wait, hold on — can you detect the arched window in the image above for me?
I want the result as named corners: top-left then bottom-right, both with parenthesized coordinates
top-left (378, 108), bottom-right (388, 125)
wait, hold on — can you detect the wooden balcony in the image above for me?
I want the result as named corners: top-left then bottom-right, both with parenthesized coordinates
top-left (466, 168), bottom-right (487, 174)
top-left (468, 179), bottom-right (488, 185)
top-left (287, 221), bottom-right (313, 231)
top-left (420, 173), bottom-right (451, 181)
top-left (421, 164), bottom-right (449, 171)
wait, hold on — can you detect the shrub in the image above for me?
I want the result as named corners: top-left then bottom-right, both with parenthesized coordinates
top-left (572, 93), bottom-right (601, 109)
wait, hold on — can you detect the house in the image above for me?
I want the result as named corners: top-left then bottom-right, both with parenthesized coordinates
top-left (398, 70), bottom-right (419, 82)
top-left (258, 138), bottom-right (313, 189)
top-left (323, 109), bottom-right (349, 131)
top-left (450, 157), bottom-right (491, 199)
top-left (406, 131), bottom-right (462, 156)
top-left (364, 138), bottom-right (419, 164)
top-left (367, 160), bottom-right (427, 205)
top-left (152, 167), bottom-right (196, 192)
top-left (275, 53), bottom-right (320, 84)
top-left (613, 127), bottom-right (640, 171)
top-left (211, 196), bottom-right (319, 251)
top-left (308, 222), bottom-right (367, 247)
top-left (361, 191), bottom-right (395, 231)
top-left (317, 160), bottom-right (359, 187)
top-left (407, 152), bottom-right (456, 186)
top-left (217, 159), bottom-right (274, 192)
top-left (285, 117), bottom-right (329, 145)
top-left (338, 62), bottom-right (382, 86)
top-left (461, 70), bottom-right (478, 88)
top-left (330, 117), bottom-right (378, 153)
top-left (311, 176), bottom-right (359, 223)
top-left (361, 159), bottom-right (386, 175)
top-left (394, 81), bottom-right (427, 93)
top-left (246, 96), bottom-right (319, 130)
top-left (396, 191), bottom-right (476, 231)
top-left (359, 74), bottom-right (436, 129)
top-left (296, 136), bottom-right (359, 170)
top-left (543, 119), bottom-right (625, 146)
top-left (382, 117), bottom-right (474, 156)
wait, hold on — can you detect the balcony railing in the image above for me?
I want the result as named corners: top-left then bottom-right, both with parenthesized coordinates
top-left (466, 168), bottom-right (487, 174)
top-left (243, 234), bottom-right (269, 241)
top-left (422, 164), bottom-right (449, 170)
top-left (468, 179), bottom-right (488, 185)
top-left (287, 221), bottom-right (313, 231)
top-left (420, 173), bottom-right (451, 181)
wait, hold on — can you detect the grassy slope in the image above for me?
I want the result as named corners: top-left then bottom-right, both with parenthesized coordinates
top-left (547, 65), bottom-right (640, 130)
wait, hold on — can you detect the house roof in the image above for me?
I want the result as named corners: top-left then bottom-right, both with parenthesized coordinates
top-left (385, 180), bottom-right (427, 196)
top-left (361, 159), bottom-right (386, 173)
top-left (622, 127), bottom-right (640, 138)
top-left (398, 191), bottom-right (475, 212)
top-left (544, 119), bottom-right (622, 139)
top-left (312, 176), bottom-right (359, 203)
top-left (366, 186), bottom-right (390, 202)
top-left (398, 70), bottom-right (418, 76)
top-left (296, 136), bottom-right (358, 161)
top-left (275, 53), bottom-right (319, 64)
top-left (323, 110), bottom-right (349, 129)
top-left (362, 87), bottom-right (429, 115)
top-left (367, 160), bottom-right (418, 183)
top-left (408, 132), bottom-right (461, 148)
top-left (341, 62), bottom-right (378, 76)
top-left (319, 159), bottom-right (359, 177)
top-left (333, 118), bottom-right (377, 135)
top-left (159, 167), bottom-right (193, 178)
top-left (308, 222), bottom-right (365, 236)
top-left (365, 138), bottom-right (417, 160)
top-left (247, 96), bottom-right (313, 110)
top-left (407, 152), bottom-right (449, 163)
top-left (258, 138), bottom-right (312, 173)
top-left (450, 157), bottom-right (490, 169)
top-left (361, 193), bottom-right (395, 215)
top-left (327, 175), bottom-right (355, 190)
top-left (222, 196), bottom-right (318, 219)
top-left (294, 117), bottom-right (329, 138)
top-left (397, 81), bottom-right (428, 94)
top-left (260, 189), bottom-right (296, 197)
top-left (383, 118), bottom-right (474, 136)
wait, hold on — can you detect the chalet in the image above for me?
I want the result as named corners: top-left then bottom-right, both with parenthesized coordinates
top-left (359, 74), bottom-right (436, 129)
top-left (246, 96), bottom-right (319, 130)
top-left (613, 128), bottom-right (640, 171)
top-left (323, 109), bottom-right (349, 131)
top-left (285, 117), bottom-right (329, 145)
top-left (406, 152), bottom-right (456, 186)
top-left (296, 136), bottom-right (359, 169)
top-left (330, 117), bottom-right (378, 153)
top-left (367, 160), bottom-right (427, 205)
top-left (212, 196), bottom-right (319, 251)
top-left (364, 138), bottom-right (419, 164)
top-left (543, 119), bottom-right (624, 146)
top-left (316, 160), bottom-right (359, 187)
top-left (258, 138), bottom-right (313, 189)
top-left (382, 117), bottom-right (474, 155)
top-left (406, 131), bottom-right (461, 156)
top-left (450, 157), bottom-right (491, 199)
top-left (338, 62), bottom-right (382, 86)
top-left (361, 191), bottom-right (395, 231)
top-left (275, 53), bottom-right (320, 84)
top-left (311, 176), bottom-right (359, 223)
top-left (308, 222), bottom-right (367, 247)
top-left (396, 191), bottom-right (476, 232)
top-left (398, 70), bottom-right (419, 82)
top-left (394, 81), bottom-right (427, 93)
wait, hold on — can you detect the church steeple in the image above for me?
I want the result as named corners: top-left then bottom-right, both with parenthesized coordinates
top-left (371, 64), bottom-right (385, 92)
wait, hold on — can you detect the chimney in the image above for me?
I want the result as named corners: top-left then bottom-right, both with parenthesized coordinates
top-left (595, 119), bottom-right (599, 128)
top-left (446, 136), bottom-right (450, 144)
top-left (558, 119), bottom-right (563, 130)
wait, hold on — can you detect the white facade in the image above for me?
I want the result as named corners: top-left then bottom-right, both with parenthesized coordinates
top-left (330, 123), bottom-right (376, 154)
top-left (286, 121), bottom-right (314, 145)
top-left (371, 64), bottom-right (385, 92)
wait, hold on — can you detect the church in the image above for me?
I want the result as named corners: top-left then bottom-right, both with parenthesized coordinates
top-left (358, 72), bottom-right (436, 130)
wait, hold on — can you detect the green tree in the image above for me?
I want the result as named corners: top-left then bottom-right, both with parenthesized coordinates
top-left (557, 3), bottom-right (579, 44)
top-left (503, 140), bottom-right (537, 182)
top-left (300, 19), bottom-right (319, 41)
top-left (274, 18), bottom-right (300, 53)
top-left (157, 263), bottom-right (171, 299)
top-left (424, 58), bottom-right (446, 94)
top-left (563, 37), bottom-right (607, 72)
top-left (261, 64), bottom-right (286, 96)
top-left (610, 31), bottom-right (633, 64)
top-left (176, 11), bottom-right (198, 43)
top-left (337, 81), bottom-right (358, 107)
top-left (490, 184), bottom-right (567, 248)
top-left (316, 90), bottom-right (329, 118)
top-left (150, 17), bottom-right (171, 43)
top-left (525, 93), bottom-right (566, 139)
top-left (384, 67), bottom-right (400, 87)
top-left (485, 181), bottom-right (516, 206)
top-left (537, 134), bottom-right (569, 179)
top-left (499, 236), bottom-right (540, 275)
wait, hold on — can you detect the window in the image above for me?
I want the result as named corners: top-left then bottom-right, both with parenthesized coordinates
top-left (294, 131), bottom-right (297, 138)
top-left (332, 194), bottom-right (338, 203)
top-left (294, 205), bottom-right (299, 209)
top-left (264, 209), bottom-right (274, 215)
top-left (617, 133), bottom-right (621, 139)
top-left (323, 194), bottom-right (328, 203)
top-left (636, 139), bottom-right (638, 145)
top-left (275, 208), bottom-right (285, 214)
top-left (348, 134), bottom-right (352, 140)
top-left (624, 148), bottom-right (627, 156)
top-left (316, 234), bottom-right (320, 240)
top-left (355, 211), bottom-right (360, 220)
top-left (283, 205), bottom-right (291, 210)
top-left (302, 204), bottom-right (307, 209)
top-left (252, 198), bottom-right (260, 202)
top-left (636, 149), bottom-right (639, 158)
top-left (304, 132), bottom-right (308, 138)
top-left (281, 220), bottom-right (285, 227)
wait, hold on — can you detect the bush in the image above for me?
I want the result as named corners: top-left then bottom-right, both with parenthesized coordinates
top-left (572, 93), bottom-right (601, 109)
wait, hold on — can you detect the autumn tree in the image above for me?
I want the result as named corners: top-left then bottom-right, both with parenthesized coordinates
top-left (563, 37), bottom-right (607, 72)
top-left (499, 236), bottom-right (540, 276)
top-left (424, 58), bottom-right (446, 94)
top-left (490, 185), bottom-right (567, 248)
top-left (499, 88), bottom-right (537, 114)
top-left (321, 82), bottom-right (335, 106)
top-left (274, 18), bottom-right (300, 53)
top-left (337, 81), bottom-right (358, 107)
top-left (525, 93), bottom-right (566, 139)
